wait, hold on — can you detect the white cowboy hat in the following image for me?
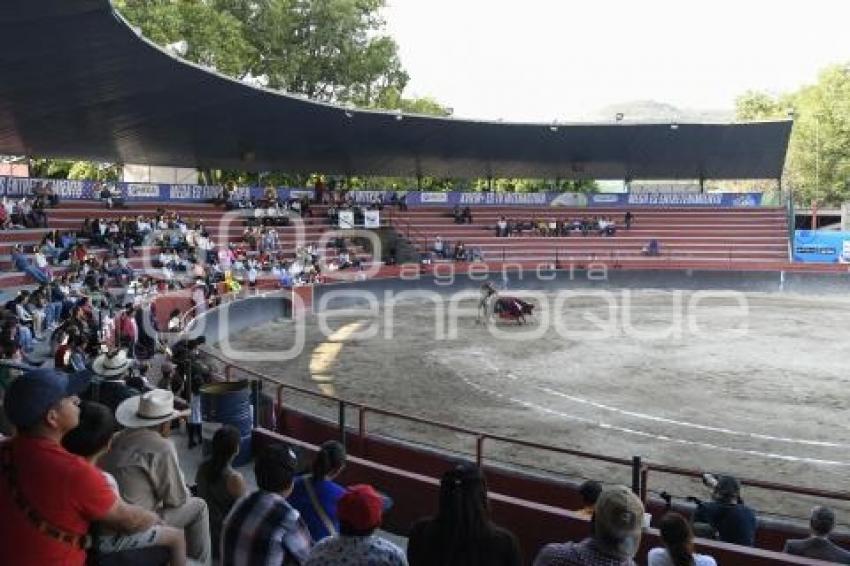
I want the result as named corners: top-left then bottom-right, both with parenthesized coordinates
top-left (115, 389), bottom-right (189, 428)
top-left (92, 349), bottom-right (132, 377)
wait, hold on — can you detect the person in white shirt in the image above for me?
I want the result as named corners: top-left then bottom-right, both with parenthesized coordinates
top-left (648, 512), bottom-right (717, 566)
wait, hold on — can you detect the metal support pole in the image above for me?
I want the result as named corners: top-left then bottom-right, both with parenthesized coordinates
top-left (631, 456), bottom-right (642, 496)
top-left (357, 407), bottom-right (367, 456)
top-left (640, 465), bottom-right (649, 503)
top-left (338, 400), bottom-right (346, 446)
top-left (252, 380), bottom-right (260, 428)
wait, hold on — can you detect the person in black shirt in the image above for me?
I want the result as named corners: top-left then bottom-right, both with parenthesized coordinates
top-left (407, 463), bottom-right (521, 566)
top-left (692, 475), bottom-right (757, 546)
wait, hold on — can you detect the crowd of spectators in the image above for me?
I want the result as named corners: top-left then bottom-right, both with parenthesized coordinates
top-left (429, 235), bottom-right (483, 263)
top-left (0, 194), bottom-right (845, 566)
top-left (495, 214), bottom-right (627, 238)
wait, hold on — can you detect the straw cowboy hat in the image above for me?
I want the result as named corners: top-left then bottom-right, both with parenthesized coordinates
top-left (116, 389), bottom-right (190, 428)
top-left (92, 348), bottom-right (133, 377)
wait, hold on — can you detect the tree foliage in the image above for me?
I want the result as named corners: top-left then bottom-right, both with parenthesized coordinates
top-left (116, 0), bottom-right (414, 109)
top-left (735, 63), bottom-right (850, 205)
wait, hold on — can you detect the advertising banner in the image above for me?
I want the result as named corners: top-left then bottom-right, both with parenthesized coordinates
top-left (338, 210), bottom-right (355, 229)
top-left (793, 230), bottom-right (850, 263)
top-left (364, 210), bottom-right (381, 228)
top-left (0, 176), bottom-right (765, 209)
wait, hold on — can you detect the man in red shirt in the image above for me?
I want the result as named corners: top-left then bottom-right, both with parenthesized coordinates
top-left (0, 367), bottom-right (161, 566)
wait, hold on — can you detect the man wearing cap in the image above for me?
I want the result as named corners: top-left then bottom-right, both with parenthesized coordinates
top-left (100, 388), bottom-right (212, 564)
top-left (534, 485), bottom-right (644, 566)
top-left (221, 443), bottom-right (313, 565)
top-left (784, 506), bottom-right (850, 562)
top-left (305, 483), bottom-right (406, 565)
top-left (692, 475), bottom-right (757, 546)
top-left (0, 368), bottom-right (162, 566)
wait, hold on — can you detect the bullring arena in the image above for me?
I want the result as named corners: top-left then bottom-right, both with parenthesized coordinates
top-left (5, 2), bottom-right (850, 564)
top-left (210, 269), bottom-right (850, 527)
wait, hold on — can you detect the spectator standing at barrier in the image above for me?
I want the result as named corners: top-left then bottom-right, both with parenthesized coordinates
top-left (783, 506), bottom-right (850, 563)
top-left (648, 512), bottom-right (717, 566)
top-left (195, 424), bottom-right (247, 560)
top-left (221, 443), bottom-right (312, 565)
top-left (0, 368), bottom-right (161, 566)
top-left (306, 483), bottom-right (406, 566)
top-left (62, 401), bottom-right (189, 565)
top-left (534, 485), bottom-right (644, 566)
top-left (692, 474), bottom-right (757, 547)
top-left (574, 480), bottom-right (603, 519)
top-left (408, 463), bottom-right (521, 566)
top-left (289, 440), bottom-right (348, 541)
top-left (101, 389), bottom-right (212, 564)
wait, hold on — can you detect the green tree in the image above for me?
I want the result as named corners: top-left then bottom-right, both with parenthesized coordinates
top-left (735, 63), bottom-right (850, 206)
top-left (114, 0), bottom-right (256, 78)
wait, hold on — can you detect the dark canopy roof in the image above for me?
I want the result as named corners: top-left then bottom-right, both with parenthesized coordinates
top-left (0, 0), bottom-right (792, 180)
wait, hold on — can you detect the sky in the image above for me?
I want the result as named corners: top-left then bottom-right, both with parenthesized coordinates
top-left (381, 0), bottom-right (850, 122)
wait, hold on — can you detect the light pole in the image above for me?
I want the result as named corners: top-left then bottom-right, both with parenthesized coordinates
top-left (813, 113), bottom-right (825, 229)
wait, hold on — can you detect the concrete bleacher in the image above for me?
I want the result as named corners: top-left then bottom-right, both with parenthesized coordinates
top-left (390, 205), bottom-right (790, 264)
top-left (0, 200), bottom-right (367, 289)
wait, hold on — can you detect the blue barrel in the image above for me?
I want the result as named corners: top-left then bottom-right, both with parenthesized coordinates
top-left (200, 380), bottom-right (253, 467)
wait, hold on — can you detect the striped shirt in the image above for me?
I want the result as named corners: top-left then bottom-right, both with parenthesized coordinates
top-left (221, 490), bottom-right (312, 566)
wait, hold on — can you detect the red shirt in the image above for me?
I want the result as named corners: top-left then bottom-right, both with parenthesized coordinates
top-left (0, 436), bottom-right (117, 566)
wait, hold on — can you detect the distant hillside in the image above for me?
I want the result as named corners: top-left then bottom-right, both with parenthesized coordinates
top-left (586, 100), bottom-right (734, 123)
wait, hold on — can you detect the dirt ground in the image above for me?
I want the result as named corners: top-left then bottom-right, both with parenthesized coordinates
top-left (217, 289), bottom-right (850, 525)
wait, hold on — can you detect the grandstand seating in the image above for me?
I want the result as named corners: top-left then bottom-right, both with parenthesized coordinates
top-left (254, 428), bottom-right (835, 566)
top-left (0, 200), bottom-right (358, 288)
top-left (389, 205), bottom-right (790, 264)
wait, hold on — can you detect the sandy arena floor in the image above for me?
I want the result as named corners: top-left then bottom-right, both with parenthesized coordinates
top-left (216, 289), bottom-right (850, 524)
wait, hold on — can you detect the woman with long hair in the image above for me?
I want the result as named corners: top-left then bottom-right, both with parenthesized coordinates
top-left (195, 424), bottom-right (247, 557)
top-left (648, 512), bottom-right (717, 566)
top-left (407, 463), bottom-right (521, 566)
top-left (288, 440), bottom-right (348, 541)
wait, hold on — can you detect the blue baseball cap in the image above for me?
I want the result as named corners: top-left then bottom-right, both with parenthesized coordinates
top-left (5, 368), bottom-right (92, 430)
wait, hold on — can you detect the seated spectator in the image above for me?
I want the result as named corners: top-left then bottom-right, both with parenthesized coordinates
top-left (11, 244), bottom-right (50, 284)
top-left (195, 425), bottom-right (248, 559)
top-left (692, 475), bottom-right (757, 547)
top-left (289, 440), bottom-right (348, 541)
top-left (221, 443), bottom-right (311, 565)
top-left (648, 512), bottom-right (717, 566)
top-left (534, 485), bottom-right (643, 566)
top-left (433, 236), bottom-right (445, 259)
top-left (574, 480), bottom-right (602, 519)
top-left (101, 389), bottom-right (211, 563)
top-left (0, 368), bottom-right (160, 566)
top-left (85, 348), bottom-right (139, 414)
top-left (306, 484), bottom-right (405, 565)
top-left (453, 242), bottom-right (467, 262)
top-left (408, 463), bottom-right (521, 566)
top-left (784, 506), bottom-right (850, 563)
top-left (496, 216), bottom-right (508, 237)
top-left (167, 308), bottom-right (182, 331)
top-left (642, 239), bottom-right (661, 256)
top-left (599, 217), bottom-right (617, 236)
top-left (62, 401), bottom-right (188, 565)
top-left (461, 206), bottom-right (473, 224)
top-left (0, 199), bottom-right (10, 229)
